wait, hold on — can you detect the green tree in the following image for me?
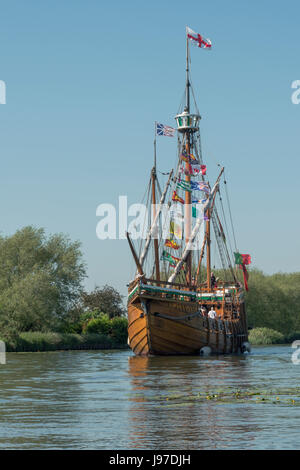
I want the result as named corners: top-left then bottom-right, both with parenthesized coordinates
top-left (84, 314), bottom-right (111, 335)
top-left (246, 269), bottom-right (300, 335)
top-left (81, 285), bottom-right (125, 318)
top-left (0, 226), bottom-right (86, 337)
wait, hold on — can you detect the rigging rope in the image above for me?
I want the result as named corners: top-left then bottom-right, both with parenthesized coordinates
top-left (218, 189), bottom-right (233, 256)
top-left (189, 78), bottom-right (200, 116)
top-left (137, 177), bottom-right (151, 258)
top-left (223, 171), bottom-right (238, 253)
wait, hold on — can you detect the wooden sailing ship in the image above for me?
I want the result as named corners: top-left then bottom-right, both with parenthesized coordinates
top-left (127, 29), bottom-right (250, 356)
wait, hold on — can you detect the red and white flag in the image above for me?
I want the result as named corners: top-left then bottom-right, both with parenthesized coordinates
top-left (186, 26), bottom-right (212, 50)
top-left (186, 164), bottom-right (207, 176)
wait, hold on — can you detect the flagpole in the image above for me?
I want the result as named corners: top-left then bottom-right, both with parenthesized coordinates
top-left (154, 121), bottom-right (157, 171)
top-left (152, 121), bottom-right (160, 282)
top-left (186, 31), bottom-right (190, 112)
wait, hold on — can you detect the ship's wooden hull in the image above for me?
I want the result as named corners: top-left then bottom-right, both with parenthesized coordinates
top-left (128, 292), bottom-right (248, 356)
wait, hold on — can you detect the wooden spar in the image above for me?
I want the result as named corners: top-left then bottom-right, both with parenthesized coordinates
top-left (195, 232), bottom-right (207, 285)
top-left (184, 137), bottom-right (192, 285)
top-left (139, 169), bottom-right (173, 269)
top-left (186, 33), bottom-right (190, 113)
top-left (168, 167), bottom-right (224, 283)
top-left (206, 182), bottom-right (221, 289)
top-left (151, 167), bottom-right (160, 281)
top-left (126, 232), bottom-right (144, 277)
top-left (206, 209), bottom-right (211, 289)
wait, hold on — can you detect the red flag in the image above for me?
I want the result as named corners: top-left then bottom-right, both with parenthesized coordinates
top-left (201, 165), bottom-right (207, 175)
top-left (180, 163), bottom-right (193, 175)
top-left (235, 252), bottom-right (251, 291)
top-left (241, 254), bottom-right (251, 265)
top-left (238, 263), bottom-right (249, 291)
top-left (242, 264), bottom-right (249, 291)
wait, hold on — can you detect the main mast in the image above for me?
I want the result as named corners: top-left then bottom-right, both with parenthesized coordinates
top-left (175, 35), bottom-right (202, 287)
top-left (184, 36), bottom-right (192, 285)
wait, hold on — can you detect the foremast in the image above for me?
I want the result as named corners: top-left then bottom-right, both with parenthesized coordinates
top-left (151, 164), bottom-right (160, 282)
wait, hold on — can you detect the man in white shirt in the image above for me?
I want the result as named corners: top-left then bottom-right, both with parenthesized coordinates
top-left (208, 307), bottom-right (217, 319)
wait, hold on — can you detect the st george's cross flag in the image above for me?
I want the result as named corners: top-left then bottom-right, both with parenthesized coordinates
top-left (186, 26), bottom-right (212, 50)
top-left (156, 122), bottom-right (175, 137)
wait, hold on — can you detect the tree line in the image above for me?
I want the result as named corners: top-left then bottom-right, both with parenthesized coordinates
top-left (245, 269), bottom-right (300, 336)
top-left (0, 226), bottom-right (127, 344)
top-left (0, 226), bottom-right (299, 345)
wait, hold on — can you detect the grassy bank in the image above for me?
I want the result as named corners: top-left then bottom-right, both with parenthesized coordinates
top-left (249, 327), bottom-right (300, 345)
top-left (5, 331), bottom-right (129, 352)
top-left (249, 327), bottom-right (285, 345)
top-left (4, 328), bottom-right (299, 352)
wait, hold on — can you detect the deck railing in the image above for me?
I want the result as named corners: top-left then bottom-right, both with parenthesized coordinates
top-left (143, 277), bottom-right (241, 293)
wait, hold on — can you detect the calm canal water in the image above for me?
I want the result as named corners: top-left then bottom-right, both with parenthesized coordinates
top-left (0, 345), bottom-right (299, 449)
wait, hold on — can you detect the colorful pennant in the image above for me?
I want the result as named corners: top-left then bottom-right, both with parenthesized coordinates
top-left (170, 220), bottom-right (182, 239)
top-left (177, 180), bottom-right (192, 192)
top-left (165, 239), bottom-right (181, 250)
top-left (172, 191), bottom-right (184, 204)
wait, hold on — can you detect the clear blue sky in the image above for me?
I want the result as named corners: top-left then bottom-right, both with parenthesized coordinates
top-left (0, 0), bottom-right (299, 296)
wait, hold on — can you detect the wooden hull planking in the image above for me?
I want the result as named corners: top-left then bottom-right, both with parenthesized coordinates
top-left (128, 292), bottom-right (248, 356)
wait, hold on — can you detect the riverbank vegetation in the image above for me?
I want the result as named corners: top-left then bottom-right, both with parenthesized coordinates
top-left (5, 331), bottom-right (128, 352)
top-left (245, 269), bottom-right (300, 344)
top-left (248, 327), bottom-right (285, 345)
top-left (0, 226), bottom-right (299, 350)
top-left (246, 269), bottom-right (300, 335)
top-left (0, 226), bottom-right (128, 351)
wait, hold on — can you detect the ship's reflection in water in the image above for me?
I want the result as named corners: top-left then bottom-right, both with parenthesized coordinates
top-left (127, 348), bottom-right (295, 450)
top-left (0, 347), bottom-right (298, 449)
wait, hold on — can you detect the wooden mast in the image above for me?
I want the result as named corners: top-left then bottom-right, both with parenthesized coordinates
top-left (195, 233), bottom-right (207, 285)
top-left (126, 232), bottom-right (144, 277)
top-left (206, 208), bottom-right (211, 290)
top-left (184, 34), bottom-right (192, 285)
top-left (152, 124), bottom-right (160, 281)
top-left (151, 166), bottom-right (160, 282)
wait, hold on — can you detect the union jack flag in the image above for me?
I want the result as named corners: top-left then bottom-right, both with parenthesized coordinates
top-left (191, 181), bottom-right (210, 193)
top-left (156, 122), bottom-right (175, 137)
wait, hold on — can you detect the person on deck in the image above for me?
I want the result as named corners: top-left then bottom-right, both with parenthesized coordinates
top-left (208, 307), bottom-right (217, 319)
top-left (200, 306), bottom-right (207, 316)
top-left (211, 272), bottom-right (216, 288)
